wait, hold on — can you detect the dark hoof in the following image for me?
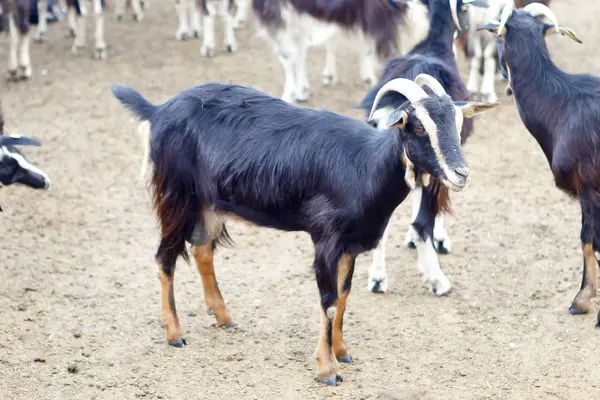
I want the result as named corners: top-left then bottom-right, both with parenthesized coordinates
top-left (193, 31), bottom-right (200, 39)
top-left (370, 280), bottom-right (385, 294)
top-left (226, 44), bottom-right (233, 53)
top-left (407, 241), bottom-right (416, 249)
top-left (222, 321), bottom-right (236, 328)
top-left (168, 338), bottom-right (187, 347)
top-left (436, 241), bottom-right (449, 254)
top-left (596, 313), bottom-right (600, 328)
top-left (569, 305), bottom-right (589, 315)
top-left (319, 375), bottom-right (338, 386)
top-left (69, 29), bottom-right (76, 38)
top-left (207, 308), bottom-right (214, 316)
top-left (116, 15), bottom-right (123, 21)
top-left (295, 97), bottom-right (308, 103)
top-left (336, 355), bottom-right (353, 363)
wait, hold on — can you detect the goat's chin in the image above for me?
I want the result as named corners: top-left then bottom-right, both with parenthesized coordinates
top-left (443, 178), bottom-right (469, 192)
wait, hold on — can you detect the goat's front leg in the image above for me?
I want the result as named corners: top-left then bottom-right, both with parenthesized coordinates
top-left (200, 1), bottom-right (215, 57)
top-left (93, 0), bottom-right (107, 59)
top-left (404, 185), bottom-right (423, 250)
top-left (466, 37), bottom-right (482, 100)
top-left (131, 0), bottom-right (144, 21)
top-left (175, 0), bottom-right (191, 40)
top-left (332, 254), bottom-right (355, 364)
top-left (274, 31), bottom-right (299, 104)
top-left (405, 185), bottom-right (452, 254)
top-left (17, 23), bottom-right (32, 79)
top-left (411, 185), bottom-right (452, 296)
top-left (69, 2), bottom-right (86, 56)
top-left (570, 190), bottom-right (598, 315)
top-left (8, 17), bottom-right (20, 81)
top-left (35, 0), bottom-right (49, 42)
top-left (368, 223), bottom-right (390, 293)
top-left (321, 35), bottom-right (338, 86)
top-left (190, 0), bottom-right (202, 38)
top-left (221, 0), bottom-right (237, 53)
top-left (114, 0), bottom-right (126, 20)
top-left (480, 41), bottom-right (498, 103)
top-left (359, 34), bottom-right (377, 86)
top-left (191, 242), bottom-right (234, 327)
top-left (313, 249), bottom-right (343, 386)
top-left (294, 39), bottom-right (310, 102)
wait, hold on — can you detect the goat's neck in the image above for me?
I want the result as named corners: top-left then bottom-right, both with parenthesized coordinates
top-left (508, 39), bottom-right (567, 162)
top-left (424, 0), bottom-right (456, 50)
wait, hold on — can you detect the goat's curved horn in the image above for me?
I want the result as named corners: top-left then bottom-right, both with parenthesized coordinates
top-left (414, 74), bottom-right (448, 97)
top-left (368, 79), bottom-right (428, 121)
top-left (523, 3), bottom-right (559, 33)
top-left (450, 0), bottom-right (461, 32)
top-left (498, 2), bottom-right (514, 36)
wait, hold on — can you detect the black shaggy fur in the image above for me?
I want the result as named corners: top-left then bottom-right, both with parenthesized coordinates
top-left (492, 9), bottom-right (600, 327)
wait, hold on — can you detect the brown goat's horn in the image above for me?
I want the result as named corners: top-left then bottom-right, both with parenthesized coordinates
top-left (368, 79), bottom-right (428, 121)
top-left (450, 0), bottom-right (461, 32)
top-left (498, 2), bottom-right (514, 36)
top-left (414, 74), bottom-right (448, 97)
top-left (523, 3), bottom-right (559, 33)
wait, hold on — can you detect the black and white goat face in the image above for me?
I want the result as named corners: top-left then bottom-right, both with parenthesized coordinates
top-left (369, 74), bottom-right (499, 191)
top-left (0, 135), bottom-right (51, 190)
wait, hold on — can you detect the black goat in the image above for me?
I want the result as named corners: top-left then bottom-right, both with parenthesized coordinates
top-left (358, 0), bottom-right (491, 295)
top-left (251, 0), bottom-right (412, 103)
top-left (479, 3), bottom-right (600, 327)
top-left (0, 100), bottom-right (51, 200)
top-left (111, 77), bottom-right (496, 385)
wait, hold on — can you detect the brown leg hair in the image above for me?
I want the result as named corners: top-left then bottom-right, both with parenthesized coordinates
top-left (158, 266), bottom-right (186, 347)
top-left (570, 190), bottom-right (599, 314)
top-left (332, 254), bottom-right (355, 363)
top-left (191, 242), bottom-right (234, 327)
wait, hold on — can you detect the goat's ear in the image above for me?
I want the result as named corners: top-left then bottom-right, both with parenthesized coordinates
top-left (455, 101), bottom-right (500, 118)
top-left (477, 22), bottom-right (500, 35)
top-left (0, 134), bottom-right (42, 147)
top-left (386, 108), bottom-right (409, 130)
top-left (463, 0), bottom-right (489, 9)
top-left (543, 24), bottom-right (582, 44)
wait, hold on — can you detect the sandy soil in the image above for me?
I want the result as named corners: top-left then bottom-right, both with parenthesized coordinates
top-left (1, 1), bottom-right (600, 399)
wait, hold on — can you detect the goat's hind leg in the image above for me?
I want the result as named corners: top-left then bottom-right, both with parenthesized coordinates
top-left (92, 0), bottom-right (107, 59)
top-left (157, 254), bottom-right (186, 347)
top-left (333, 254), bottom-right (356, 364)
top-left (35, 0), bottom-right (49, 42)
top-left (200, 0), bottom-right (215, 57)
top-left (368, 223), bottom-right (390, 293)
top-left (7, 15), bottom-right (19, 81)
top-left (220, 0), bottom-right (237, 53)
top-left (570, 189), bottom-right (599, 315)
top-left (191, 238), bottom-right (234, 328)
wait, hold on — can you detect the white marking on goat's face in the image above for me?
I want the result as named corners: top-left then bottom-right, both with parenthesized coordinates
top-left (0, 146), bottom-right (50, 189)
top-left (403, 97), bottom-right (470, 191)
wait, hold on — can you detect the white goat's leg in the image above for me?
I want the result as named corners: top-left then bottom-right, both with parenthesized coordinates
top-left (200, 2), bottom-right (215, 56)
top-left (294, 39), bottom-right (310, 102)
top-left (274, 30), bottom-right (299, 104)
top-left (93, 0), bottom-right (107, 60)
top-left (466, 38), bottom-right (482, 100)
top-left (131, 0), bottom-right (144, 21)
top-left (321, 35), bottom-right (338, 86)
top-left (359, 34), bottom-right (377, 86)
top-left (433, 214), bottom-right (452, 254)
top-left (232, 0), bottom-right (249, 29)
top-left (71, 6), bottom-right (86, 55)
top-left (35, 0), bottom-right (49, 42)
top-left (67, 3), bottom-right (77, 38)
top-left (367, 222), bottom-right (390, 293)
top-left (190, 0), bottom-right (202, 38)
top-left (175, 0), bottom-right (191, 40)
top-left (403, 186), bottom-right (422, 249)
top-left (480, 41), bottom-right (498, 103)
top-left (8, 17), bottom-right (19, 81)
top-left (18, 28), bottom-right (32, 79)
top-left (221, 0), bottom-right (237, 53)
top-left (114, 0), bottom-right (126, 20)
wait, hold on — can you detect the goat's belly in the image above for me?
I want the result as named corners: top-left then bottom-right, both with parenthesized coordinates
top-left (213, 201), bottom-right (305, 232)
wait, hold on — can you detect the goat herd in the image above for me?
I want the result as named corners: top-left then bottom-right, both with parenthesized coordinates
top-left (1, 0), bottom-right (599, 389)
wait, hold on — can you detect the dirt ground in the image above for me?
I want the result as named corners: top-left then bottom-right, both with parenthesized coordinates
top-left (1, 1), bottom-right (600, 399)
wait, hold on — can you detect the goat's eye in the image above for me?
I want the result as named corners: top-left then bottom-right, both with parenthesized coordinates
top-left (414, 126), bottom-right (425, 135)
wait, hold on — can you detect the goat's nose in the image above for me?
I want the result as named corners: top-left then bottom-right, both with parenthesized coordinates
top-left (454, 166), bottom-right (470, 178)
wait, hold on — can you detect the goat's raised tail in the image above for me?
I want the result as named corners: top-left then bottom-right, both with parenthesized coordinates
top-left (111, 83), bottom-right (155, 179)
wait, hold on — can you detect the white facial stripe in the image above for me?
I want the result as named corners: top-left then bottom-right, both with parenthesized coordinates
top-left (453, 106), bottom-right (464, 139)
top-left (0, 146), bottom-right (50, 185)
top-left (414, 105), bottom-right (447, 168)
